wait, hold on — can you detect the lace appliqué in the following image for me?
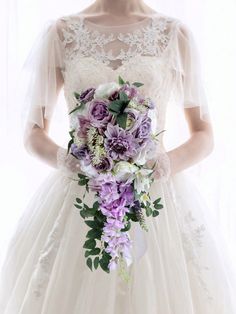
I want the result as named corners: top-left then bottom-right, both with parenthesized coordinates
top-left (169, 181), bottom-right (214, 302)
top-left (31, 188), bottom-right (70, 298)
top-left (59, 15), bottom-right (173, 69)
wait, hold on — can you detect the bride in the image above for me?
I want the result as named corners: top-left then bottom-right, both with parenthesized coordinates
top-left (0, 0), bottom-right (236, 313)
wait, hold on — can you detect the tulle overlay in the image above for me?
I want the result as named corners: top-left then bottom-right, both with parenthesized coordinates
top-left (0, 170), bottom-right (235, 313)
top-left (2, 11), bottom-right (236, 314)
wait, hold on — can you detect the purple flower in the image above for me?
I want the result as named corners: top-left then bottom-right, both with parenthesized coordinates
top-left (88, 99), bottom-right (111, 127)
top-left (93, 156), bottom-right (113, 172)
top-left (124, 108), bottom-right (143, 133)
top-left (108, 90), bottom-right (120, 101)
top-left (77, 115), bottom-right (91, 137)
top-left (79, 87), bottom-right (95, 102)
top-left (90, 173), bottom-right (119, 201)
top-left (71, 143), bottom-right (90, 161)
top-left (135, 115), bottom-right (151, 139)
top-left (118, 182), bottom-right (134, 205)
top-left (104, 124), bottom-right (138, 161)
top-left (100, 198), bottom-right (128, 220)
top-left (120, 84), bottom-right (138, 99)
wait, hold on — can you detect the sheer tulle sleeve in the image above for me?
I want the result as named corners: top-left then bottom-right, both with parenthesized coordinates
top-left (170, 21), bottom-right (211, 122)
top-left (21, 18), bottom-right (65, 142)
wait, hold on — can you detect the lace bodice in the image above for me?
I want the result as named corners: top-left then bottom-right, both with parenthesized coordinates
top-left (56, 13), bottom-right (179, 135)
top-left (23, 11), bottom-right (209, 141)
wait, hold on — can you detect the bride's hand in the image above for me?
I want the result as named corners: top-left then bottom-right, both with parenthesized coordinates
top-left (56, 147), bottom-right (81, 176)
top-left (146, 149), bottom-right (172, 182)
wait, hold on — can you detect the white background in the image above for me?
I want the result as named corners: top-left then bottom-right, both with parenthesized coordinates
top-left (0, 0), bottom-right (236, 266)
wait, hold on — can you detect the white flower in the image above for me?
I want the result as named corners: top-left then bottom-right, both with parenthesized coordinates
top-left (113, 161), bottom-right (139, 181)
top-left (134, 168), bottom-right (153, 194)
top-left (94, 82), bottom-right (120, 99)
top-left (80, 160), bottom-right (98, 178)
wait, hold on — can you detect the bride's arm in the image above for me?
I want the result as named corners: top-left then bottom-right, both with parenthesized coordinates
top-left (167, 107), bottom-right (214, 176)
top-left (24, 119), bottom-right (61, 169)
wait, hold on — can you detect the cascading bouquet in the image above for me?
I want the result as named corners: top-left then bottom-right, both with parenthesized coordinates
top-left (67, 76), bottom-right (164, 281)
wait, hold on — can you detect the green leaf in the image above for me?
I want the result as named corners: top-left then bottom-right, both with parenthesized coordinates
top-left (74, 91), bottom-right (81, 99)
top-left (67, 139), bottom-right (74, 154)
top-left (108, 100), bottom-right (124, 114)
top-left (78, 179), bottom-right (88, 186)
top-left (79, 209), bottom-right (87, 219)
top-left (86, 257), bottom-right (93, 271)
top-left (152, 210), bottom-right (160, 217)
top-left (154, 203), bottom-right (163, 210)
top-left (121, 221), bottom-right (131, 232)
top-left (154, 197), bottom-right (162, 204)
top-left (94, 256), bottom-right (100, 269)
top-left (132, 82), bottom-right (144, 87)
top-left (83, 238), bottom-right (96, 249)
top-left (85, 220), bottom-right (100, 229)
top-left (86, 228), bottom-right (101, 239)
top-left (116, 112), bottom-right (127, 129)
top-left (118, 75), bottom-right (125, 85)
top-left (90, 248), bottom-right (101, 255)
top-left (146, 206), bottom-right (153, 217)
top-left (93, 201), bottom-right (100, 211)
top-left (74, 204), bottom-right (82, 209)
top-left (119, 91), bottom-right (129, 102)
top-left (99, 259), bottom-right (109, 273)
top-left (76, 198), bottom-right (82, 203)
top-left (78, 173), bottom-right (88, 180)
top-left (69, 106), bottom-right (80, 115)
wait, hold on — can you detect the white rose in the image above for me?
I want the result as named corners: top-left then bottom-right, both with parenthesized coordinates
top-left (113, 161), bottom-right (139, 181)
top-left (94, 82), bottom-right (120, 99)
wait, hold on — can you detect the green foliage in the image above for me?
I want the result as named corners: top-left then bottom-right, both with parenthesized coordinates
top-left (86, 257), bottom-right (93, 271)
top-left (83, 238), bottom-right (96, 250)
top-left (132, 81), bottom-right (144, 87)
top-left (94, 256), bottom-right (100, 269)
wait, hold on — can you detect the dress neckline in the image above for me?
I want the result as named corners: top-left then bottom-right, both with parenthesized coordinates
top-left (73, 13), bottom-right (163, 31)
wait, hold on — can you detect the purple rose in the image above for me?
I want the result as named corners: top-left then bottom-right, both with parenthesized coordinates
top-left (71, 143), bottom-right (90, 164)
top-left (124, 108), bottom-right (143, 133)
top-left (88, 99), bottom-right (111, 127)
top-left (104, 124), bottom-right (138, 161)
top-left (135, 115), bottom-right (151, 139)
top-left (93, 156), bottom-right (113, 172)
top-left (79, 87), bottom-right (95, 102)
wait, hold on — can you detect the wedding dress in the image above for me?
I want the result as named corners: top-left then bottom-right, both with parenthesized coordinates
top-left (1, 12), bottom-right (236, 314)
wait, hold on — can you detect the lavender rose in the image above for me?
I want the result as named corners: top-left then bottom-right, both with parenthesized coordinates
top-left (135, 115), bottom-right (152, 139)
top-left (88, 99), bottom-right (111, 127)
top-left (93, 156), bottom-right (113, 172)
top-left (71, 143), bottom-right (90, 164)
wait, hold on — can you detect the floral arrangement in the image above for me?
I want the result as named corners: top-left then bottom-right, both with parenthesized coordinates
top-left (67, 76), bottom-right (164, 281)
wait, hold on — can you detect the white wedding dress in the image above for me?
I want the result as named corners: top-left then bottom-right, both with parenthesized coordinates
top-left (1, 12), bottom-right (236, 314)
